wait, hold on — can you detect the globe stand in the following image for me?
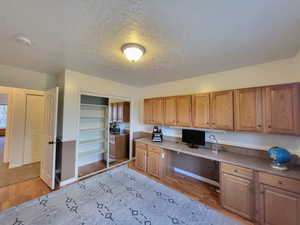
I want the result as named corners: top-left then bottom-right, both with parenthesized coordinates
top-left (271, 161), bottom-right (288, 171)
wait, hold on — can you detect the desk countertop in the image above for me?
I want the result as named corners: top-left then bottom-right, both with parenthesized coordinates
top-left (136, 137), bottom-right (300, 180)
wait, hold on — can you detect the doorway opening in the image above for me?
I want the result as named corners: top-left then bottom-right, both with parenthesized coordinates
top-left (0, 94), bottom-right (8, 165)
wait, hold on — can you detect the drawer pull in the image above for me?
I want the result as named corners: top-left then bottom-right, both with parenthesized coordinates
top-left (234, 169), bottom-right (238, 173)
top-left (278, 181), bottom-right (283, 185)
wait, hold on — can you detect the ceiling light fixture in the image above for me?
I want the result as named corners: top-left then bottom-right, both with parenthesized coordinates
top-left (15, 36), bottom-right (32, 46)
top-left (121, 43), bottom-right (145, 62)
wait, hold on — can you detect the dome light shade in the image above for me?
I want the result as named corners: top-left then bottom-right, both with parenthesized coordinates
top-left (121, 43), bottom-right (145, 62)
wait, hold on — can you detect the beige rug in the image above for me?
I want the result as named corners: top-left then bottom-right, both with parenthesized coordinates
top-left (0, 162), bottom-right (40, 187)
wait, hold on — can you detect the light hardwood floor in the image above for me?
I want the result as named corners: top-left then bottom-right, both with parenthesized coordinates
top-left (0, 161), bottom-right (253, 225)
top-left (0, 178), bottom-right (51, 211)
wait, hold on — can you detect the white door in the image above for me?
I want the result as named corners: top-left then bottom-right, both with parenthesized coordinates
top-left (23, 94), bottom-right (45, 164)
top-left (41, 87), bottom-right (58, 190)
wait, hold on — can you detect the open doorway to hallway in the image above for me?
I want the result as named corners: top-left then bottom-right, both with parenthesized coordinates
top-left (0, 94), bottom-right (8, 164)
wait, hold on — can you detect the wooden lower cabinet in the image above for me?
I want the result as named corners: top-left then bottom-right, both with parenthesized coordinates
top-left (135, 147), bottom-right (147, 172)
top-left (135, 142), bottom-right (169, 178)
top-left (259, 185), bottom-right (300, 225)
top-left (221, 163), bottom-right (254, 220)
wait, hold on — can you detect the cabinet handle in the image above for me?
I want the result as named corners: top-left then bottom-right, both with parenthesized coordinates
top-left (257, 125), bottom-right (262, 128)
top-left (278, 181), bottom-right (283, 185)
top-left (234, 169), bottom-right (238, 173)
top-left (268, 125), bottom-right (271, 128)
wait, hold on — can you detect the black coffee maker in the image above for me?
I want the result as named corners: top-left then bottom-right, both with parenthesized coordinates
top-left (152, 126), bottom-right (163, 142)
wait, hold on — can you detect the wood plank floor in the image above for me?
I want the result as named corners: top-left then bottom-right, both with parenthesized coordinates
top-left (0, 178), bottom-right (51, 211)
top-left (0, 161), bottom-right (253, 225)
top-left (78, 160), bottom-right (106, 177)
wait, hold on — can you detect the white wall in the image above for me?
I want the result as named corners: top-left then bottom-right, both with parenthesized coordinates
top-left (137, 57), bottom-right (300, 155)
top-left (0, 64), bottom-right (56, 90)
top-left (61, 70), bottom-right (140, 141)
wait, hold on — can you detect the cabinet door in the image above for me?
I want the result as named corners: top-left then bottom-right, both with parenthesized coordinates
top-left (211, 90), bottom-right (234, 130)
top-left (192, 93), bottom-right (210, 128)
top-left (221, 173), bottom-right (254, 220)
top-left (164, 96), bottom-right (177, 126)
top-left (260, 185), bottom-right (300, 225)
top-left (235, 88), bottom-right (263, 132)
top-left (144, 99), bottom-right (153, 124)
top-left (176, 95), bottom-right (192, 127)
top-left (117, 102), bottom-right (123, 122)
top-left (147, 151), bottom-right (161, 178)
top-left (264, 84), bottom-right (300, 135)
top-left (112, 103), bottom-right (118, 122)
top-left (135, 148), bottom-right (147, 172)
top-left (152, 98), bottom-right (164, 125)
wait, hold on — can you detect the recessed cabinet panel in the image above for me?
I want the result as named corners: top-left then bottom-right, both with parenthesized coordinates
top-left (135, 148), bottom-right (147, 172)
top-left (221, 173), bottom-right (254, 220)
top-left (164, 96), bottom-right (177, 126)
top-left (260, 185), bottom-right (300, 225)
top-left (176, 95), bottom-right (192, 127)
top-left (147, 151), bottom-right (160, 177)
top-left (264, 84), bottom-right (300, 135)
top-left (152, 98), bottom-right (164, 125)
top-left (211, 90), bottom-right (234, 130)
top-left (235, 88), bottom-right (263, 132)
top-left (144, 99), bottom-right (153, 124)
top-left (192, 93), bottom-right (210, 128)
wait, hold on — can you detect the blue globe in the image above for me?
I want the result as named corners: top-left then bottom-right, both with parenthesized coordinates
top-left (267, 147), bottom-right (291, 164)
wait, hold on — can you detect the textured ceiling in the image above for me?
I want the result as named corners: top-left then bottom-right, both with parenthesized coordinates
top-left (1, 0), bottom-right (300, 86)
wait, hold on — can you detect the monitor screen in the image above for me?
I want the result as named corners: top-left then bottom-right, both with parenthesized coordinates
top-left (182, 129), bottom-right (205, 146)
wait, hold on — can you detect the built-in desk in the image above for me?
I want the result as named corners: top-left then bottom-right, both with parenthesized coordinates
top-left (135, 137), bottom-right (300, 224)
top-left (135, 137), bottom-right (300, 180)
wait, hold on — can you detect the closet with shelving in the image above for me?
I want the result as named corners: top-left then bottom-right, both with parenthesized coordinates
top-left (77, 95), bottom-right (109, 177)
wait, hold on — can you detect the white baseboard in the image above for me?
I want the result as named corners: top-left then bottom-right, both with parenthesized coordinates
top-left (174, 167), bottom-right (219, 187)
top-left (59, 177), bottom-right (77, 187)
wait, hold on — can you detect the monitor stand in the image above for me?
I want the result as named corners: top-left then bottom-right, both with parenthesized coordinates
top-left (187, 143), bottom-right (199, 149)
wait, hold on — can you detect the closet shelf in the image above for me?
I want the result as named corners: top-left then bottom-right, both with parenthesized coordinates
top-left (78, 148), bottom-right (107, 157)
top-left (79, 137), bottom-right (105, 144)
top-left (80, 116), bottom-right (106, 119)
top-left (80, 104), bottom-right (108, 108)
top-left (79, 127), bottom-right (106, 131)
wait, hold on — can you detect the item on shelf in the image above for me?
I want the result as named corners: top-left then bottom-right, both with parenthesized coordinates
top-left (110, 122), bottom-right (120, 134)
top-left (152, 126), bottom-right (163, 142)
top-left (267, 146), bottom-right (291, 171)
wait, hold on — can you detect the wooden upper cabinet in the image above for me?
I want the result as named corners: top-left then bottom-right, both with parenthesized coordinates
top-left (211, 90), bottom-right (234, 130)
top-left (152, 98), bottom-right (164, 125)
top-left (164, 96), bottom-right (177, 126)
top-left (235, 88), bottom-right (263, 132)
top-left (117, 102), bottom-right (130, 122)
top-left (176, 95), bottom-right (192, 127)
top-left (144, 99), bottom-right (153, 124)
top-left (112, 103), bottom-right (118, 122)
top-left (192, 93), bottom-right (210, 128)
top-left (264, 84), bottom-right (300, 135)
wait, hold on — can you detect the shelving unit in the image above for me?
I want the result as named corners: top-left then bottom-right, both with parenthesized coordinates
top-left (77, 97), bottom-right (108, 168)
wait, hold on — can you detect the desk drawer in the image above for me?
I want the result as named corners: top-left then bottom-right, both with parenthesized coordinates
top-left (136, 142), bottom-right (147, 150)
top-left (259, 172), bottom-right (300, 194)
top-left (221, 163), bottom-right (253, 180)
top-left (148, 144), bottom-right (162, 154)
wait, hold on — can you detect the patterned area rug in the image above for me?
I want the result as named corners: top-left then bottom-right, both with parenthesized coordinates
top-left (0, 166), bottom-right (241, 225)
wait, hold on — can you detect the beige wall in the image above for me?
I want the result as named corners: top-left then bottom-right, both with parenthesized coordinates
top-left (137, 57), bottom-right (300, 155)
top-left (0, 64), bottom-right (56, 90)
top-left (60, 69), bottom-right (140, 142)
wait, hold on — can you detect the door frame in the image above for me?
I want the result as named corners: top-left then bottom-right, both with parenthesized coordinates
top-left (75, 90), bottom-right (133, 180)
